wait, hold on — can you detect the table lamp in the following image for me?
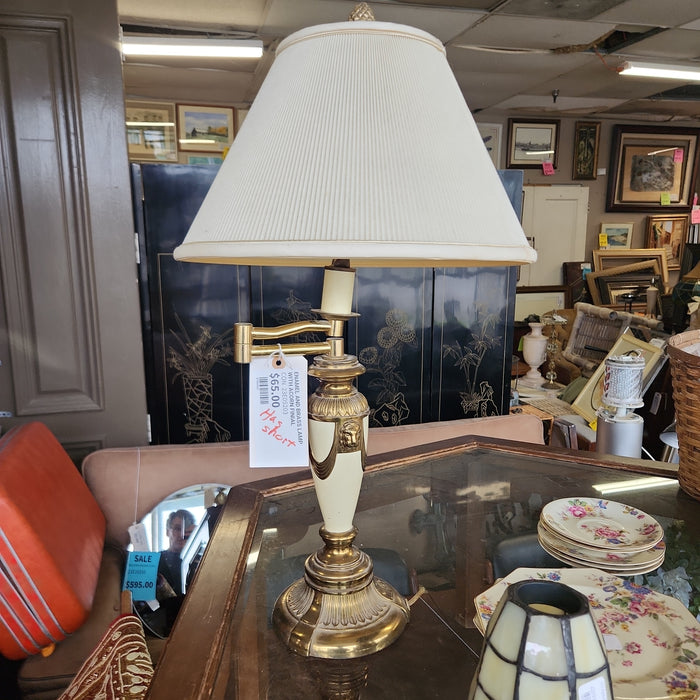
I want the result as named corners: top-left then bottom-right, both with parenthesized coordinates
top-left (173, 3), bottom-right (535, 659)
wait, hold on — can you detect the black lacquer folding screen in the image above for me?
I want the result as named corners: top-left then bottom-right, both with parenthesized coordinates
top-left (133, 164), bottom-right (521, 444)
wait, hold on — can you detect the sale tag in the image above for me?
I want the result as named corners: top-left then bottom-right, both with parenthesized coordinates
top-left (123, 550), bottom-right (160, 601)
top-left (249, 352), bottom-right (309, 468)
top-left (674, 148), bottom-right (684, 163)
top-left (660, 192), bottom-right (671, 206)
top-left (598, 233), bottom-right (608, 248)
top-left (542, 161), bottom-right (555, 175)
top-left (692, 207), bottom-right (700, 224)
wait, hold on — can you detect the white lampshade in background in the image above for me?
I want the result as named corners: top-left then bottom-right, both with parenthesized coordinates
top-left (174, 20), bottom-right (536, 268)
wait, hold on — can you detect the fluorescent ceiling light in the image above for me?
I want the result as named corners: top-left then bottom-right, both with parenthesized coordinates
top-left (126, 120), bottom-right (175, 127)
top-left (121, 35), bottom-right (263, 59)
top-left (592, 476), bottom-right (676, 496)
top-left (620, 61), bottom-right (700, 82)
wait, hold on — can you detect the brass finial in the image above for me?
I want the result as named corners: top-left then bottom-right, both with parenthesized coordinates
top-left (349, 3), bottom-right (375, 21)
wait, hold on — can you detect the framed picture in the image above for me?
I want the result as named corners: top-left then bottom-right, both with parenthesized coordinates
top-left (586, 260), bottom-right (661, 306)
top-left (514, 285), bottom-right (570, 322)
top-left (124, 101), bottom-right (177, 162)
top-left (599, 222), bottom-right (633, 249)
top-left (645, 214), bottom-right (689, 270)
top-left (606, 125), bottom-right (700, 212)
top-left (187, 155), bottom-right (224, 166)
top-left (599, 275), bottom-right (653, 307)
top-left (506, 119), bottom-right (560, 169)
top-left (592, 248), bottom-right (669, 287)
top-left (177, 104), bottom-right (235, 152)
top-left (572, 121), bottom-right (600, 180)
top-left (571, 331), bottom-right (666, 424)
top-left (476, 123), bottom-right (502, 168)
top-left (563, 261), bottom-right (591, 306)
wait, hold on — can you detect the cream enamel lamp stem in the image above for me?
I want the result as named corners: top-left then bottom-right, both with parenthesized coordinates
top-left (272, 262), bottom-right (410, 658)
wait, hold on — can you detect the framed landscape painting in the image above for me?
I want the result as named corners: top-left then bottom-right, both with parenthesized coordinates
top-left (177, 104), bottom-right (235, 152)
top-left (599, 222), bottom-right (633, 248)
top-left (506, 119), bottom-right (559, 169)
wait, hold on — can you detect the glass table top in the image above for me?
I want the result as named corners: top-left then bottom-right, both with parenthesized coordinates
top-left (147, 438), bottom-right (697, 699)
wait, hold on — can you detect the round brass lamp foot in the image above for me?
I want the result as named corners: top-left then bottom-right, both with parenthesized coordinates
top-left (272, 528), bottom-right (410, 658)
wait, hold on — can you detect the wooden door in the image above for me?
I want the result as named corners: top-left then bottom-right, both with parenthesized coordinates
top-left (0, 0), bottom-right (148, 456)
top-left (519, 185), bottom-right (589, 287)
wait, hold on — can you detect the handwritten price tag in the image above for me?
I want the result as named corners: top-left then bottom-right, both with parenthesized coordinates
top-left (542, 161), bottom-right (555, 176)
top-left (692, 207), bottom-right (700, 225)
top-left (660, 192), bottom-right (671, 206)
top-left (249, 353), bottom-right (309, 468)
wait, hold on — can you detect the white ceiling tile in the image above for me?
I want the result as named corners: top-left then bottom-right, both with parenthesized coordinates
top-left (117, 0), bottom-right (265, 30)
top-left (612, 28), bottom-right (700, 60)
top-left (262, 0), bottom-right (484, 42)
top-left (116, 0), bottom-right (700, 123)
top-left (450, 15), bottom-right (616, 51)
top-left (594, 0), bottom-right (700, 27)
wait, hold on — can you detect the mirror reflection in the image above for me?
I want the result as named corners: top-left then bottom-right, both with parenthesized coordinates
top-left (131, 483), bottom-right (229, 637)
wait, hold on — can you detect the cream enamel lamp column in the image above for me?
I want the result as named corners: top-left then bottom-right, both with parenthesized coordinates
top-left (173, 3), bottom-right (536, 659)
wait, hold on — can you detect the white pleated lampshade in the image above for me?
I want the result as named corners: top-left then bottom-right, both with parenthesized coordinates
top-left (174, 20), bottom-right (536, 268)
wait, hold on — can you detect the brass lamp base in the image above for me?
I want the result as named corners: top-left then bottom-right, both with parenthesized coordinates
top-left (272, 527), bottom-right (410, 658)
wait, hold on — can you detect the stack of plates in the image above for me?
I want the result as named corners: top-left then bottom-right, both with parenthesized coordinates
top-left (537, 497), bottom-right (665, 575)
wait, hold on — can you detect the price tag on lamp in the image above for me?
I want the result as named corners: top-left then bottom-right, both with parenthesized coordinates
top-left (249, 353), bottom-right (309, 468)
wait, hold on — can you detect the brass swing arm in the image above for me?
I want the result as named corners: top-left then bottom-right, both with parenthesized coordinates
top-left (233, 318), bottom-right (346, 363)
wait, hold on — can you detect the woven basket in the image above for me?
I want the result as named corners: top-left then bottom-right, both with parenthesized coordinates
top-left (667, 329), bottom-right (700, 499)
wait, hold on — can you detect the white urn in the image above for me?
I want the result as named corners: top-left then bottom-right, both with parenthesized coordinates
top-left (521, 322), bottom-right (548, 387)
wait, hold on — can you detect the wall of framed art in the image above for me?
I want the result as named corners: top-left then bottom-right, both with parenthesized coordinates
top-left (123, 93), bottom-right (700, 294)
top-left (473, 113), bottom-right (700, 293)
top-left (125, 99), bottom-right (236, 164)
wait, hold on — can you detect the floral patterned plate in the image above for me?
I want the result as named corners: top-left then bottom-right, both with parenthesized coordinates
top-left (474, 567), bottom-right (700, 700)
top-left (541, 497), bottom-right (663, 551)
top-left (537, 523), bottom-right (666, 572)
top-left (537, 526), bottom-right (665, 576)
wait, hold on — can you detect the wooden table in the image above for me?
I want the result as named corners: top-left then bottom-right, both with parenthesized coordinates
top-left (146, 436), bottom-right (695, 699)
